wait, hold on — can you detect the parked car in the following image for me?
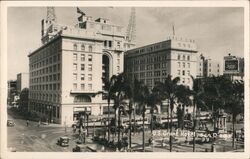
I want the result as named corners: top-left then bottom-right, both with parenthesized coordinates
top-left (72, 144), bottom-right (93, 152)
top-left (7, 119), bottom-right (15, 127)
top-left (57, 136), bottom-right (70, 147)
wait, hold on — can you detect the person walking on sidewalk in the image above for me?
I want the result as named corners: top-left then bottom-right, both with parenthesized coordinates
top-left (26, 120), bottom-right (29, 127)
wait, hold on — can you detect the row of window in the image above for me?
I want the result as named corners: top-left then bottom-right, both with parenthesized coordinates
top-left (73, 43), bottom-right (93, 52)
top-left (30, 83), bottom-right (60, 91)
top-left (30, 41), bottom-right (61, 63)
top-left (177, 70), bottom-right (191, 76)
top-left (30, 94), bottom-right (61, 103)
top-left (129, 55), bottom-right (169, 65)
top-left (31, 73), bottom-right (60, 84)
top-left (73, 63), bottom-right (93, 71)
top-left (177, 54), bottom-right (191, 61)
top-left (31, 54), bottom-right (60, 70)
top-left (129, 62), bottom-right (168, 72)
top-left (134, 70), bottom-right (169, 79)
top-left (73, 83), bottom-right (92, 91)
top-left (73, 73), bottom-right (92, 81)
top-left (31, 64), bottom-right (60, 77)
top-left (73, 54), bottom-right (93, 62)
top-left (177, 62), bottom-right (191, 68)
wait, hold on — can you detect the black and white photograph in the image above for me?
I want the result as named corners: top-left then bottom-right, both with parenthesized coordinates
top-left (0, 1), bottom-right (249, 159)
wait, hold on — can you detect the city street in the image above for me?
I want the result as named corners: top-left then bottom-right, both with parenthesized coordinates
top-left (7, 109), bottom-right (76, 152)
top-left (7, 107), bottom-right (244, 152)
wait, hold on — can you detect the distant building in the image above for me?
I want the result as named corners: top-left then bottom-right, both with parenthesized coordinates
top-left (223, 54), bottom-right (244, 80)
top-left (125, 36), bottom-right (198, 114)
top-left (28, 8), bottom-right (134, 125)
top-left (16, 73), bottom-right (29, 93)
top-left (125, 36), bottom-right (198, 90)
top-left (7, 80), bottom-right (17, 105)
top-left (197, 54), bottom-right (221, 78)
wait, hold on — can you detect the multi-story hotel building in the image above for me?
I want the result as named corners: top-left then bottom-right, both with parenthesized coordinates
top-left (197, 54), bottom-right (221, 78)
top-left (125, 36), bottom-right (198, 90)
top-left (28, 8), bottom-right (134, 125)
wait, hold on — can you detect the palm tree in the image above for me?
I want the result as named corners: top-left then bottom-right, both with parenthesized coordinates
top-left (221, 79), bottom-right (244, 148)
top-left (96, 75), bottom-right (118, 142)
top-left (135, 82), bottom-right (150, 152)
top-left (190, 76), bottom-right (205, 152)
top-left (111, 73), bottom-right (131, 143)
top-left (154, 75), bottom-right (182, 152)
top-left (149, 88), bottom-right (162, 133)
top-left (175, 85), bottom-right (192, 130)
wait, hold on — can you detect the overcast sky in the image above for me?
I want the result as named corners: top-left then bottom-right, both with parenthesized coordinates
top-left (7, 7), bottom-right (244, 80)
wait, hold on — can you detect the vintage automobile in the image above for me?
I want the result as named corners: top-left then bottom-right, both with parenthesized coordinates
top-left (72, 145), bottom-right (94, 152)
top-left (7, 119), bottom-right (15, 127)
top-left (57, 136), bottom-right (70, 147)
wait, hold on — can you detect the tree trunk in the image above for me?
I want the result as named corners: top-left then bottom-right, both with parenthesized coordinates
top-left (129, 103), bottom-right (132, 149)
top-left (142, 106), bottom-right (145, 152)
top-left (151, 107), bottom-right (154, 134)
top-left (182, 105), bottom-right (186, 130)
top-left (169, 107), bottom-right (173, 152)
top-left (118, 108), bottom-right (121, 142)
top-left (107, 98), bottom-right (110, 142)
top-left (192, 102), bottom-right (196, 152)
top-left (232, 114), bottom-right (235, 149)
top-left (114, 107), bottom-right (117, 138)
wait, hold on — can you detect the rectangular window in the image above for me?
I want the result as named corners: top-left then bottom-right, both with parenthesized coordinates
top-left (117, 66), bottom-right (120, 72)
top-left (187, 70), bottom-right (190, 76)
top-left (81, 54), bottom-right (85, 61)
top-left (73, 53), bottom-right (77, 61)
top-left (88, 64), bottom-right (92, 71)
top-left (81, 64), bottom-right (85, 71)
top-left (81, 74), bottom-right (85, 80)
top-left (178, 62), bottom-right (180, 68)
top-left (88, 55), bottom-right (92, 62)
top-left (188, 63), bottom-right (190, 68)
top-left (182, 70), bottom-right (185, 76)
top-left (108, 41), bottom-right (112, 47)
top-left (73, 63), bottom-right (77, 71)
top-left (73, 73), bottom-right (77, 80)
top-left (81, 84), bottom-right (85, 90)
top-left (88, 74), bottom-right (92, 81)
top-left (183, 62), bottom-right (185, 68)
top-left (58, 64), bottom-right (60, 71)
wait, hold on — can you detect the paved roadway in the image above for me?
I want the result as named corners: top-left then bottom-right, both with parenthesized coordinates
top-left (7, 109), bottom-right (77, 152)
top-left (7, 109), bottom-right (244, 152)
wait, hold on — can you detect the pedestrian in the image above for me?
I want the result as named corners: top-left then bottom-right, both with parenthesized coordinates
top-left (37, 120), bottom-right (41, 127)
top-left (73, 125), bottom-right (76, 133)
top-left (26, 120), bottom-right (29, 127)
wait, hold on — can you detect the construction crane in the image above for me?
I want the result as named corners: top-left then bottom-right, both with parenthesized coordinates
top-left (46, 7), bottom-right (57, 23)
top-left (126, 7), bottom-right (136, 43)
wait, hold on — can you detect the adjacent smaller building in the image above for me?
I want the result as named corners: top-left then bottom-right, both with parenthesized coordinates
top-left (223, 54), bottom-right (244, 80)
top-left (197, 54), bottom-right (221, 78)
top-left (16, 73), bottom-right (29, 93)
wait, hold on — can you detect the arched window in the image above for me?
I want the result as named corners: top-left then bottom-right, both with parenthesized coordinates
top-left (89, 45), bottom-right (93, 52)
top-left (81, 44), bottom-right (85, 51)
top-left (74, 95), bottom-right (91, 103)
top-left (73, 44), bottom-right (77, 50)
